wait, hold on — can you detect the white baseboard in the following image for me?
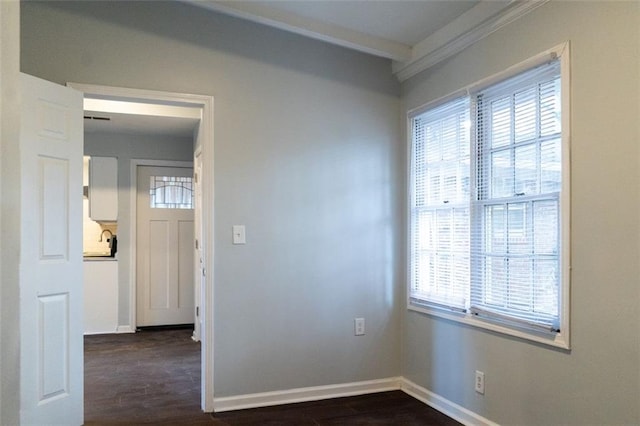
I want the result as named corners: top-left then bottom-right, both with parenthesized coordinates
top-left (116, 325), bottom-right (135, 333)
top-left (212, 376), bottom-right (496, 425)
top-left (213, 377), bottom-right (402, 412)
top-left (400, 378), bottom-right (498, 426)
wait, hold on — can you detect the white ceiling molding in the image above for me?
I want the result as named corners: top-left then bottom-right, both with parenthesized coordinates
top-left (184, 0), bottom-right (412, 61)
top-left (183, 0), bottom-right (548, 82)
top-left (393, 0), bottom-right (550, 82)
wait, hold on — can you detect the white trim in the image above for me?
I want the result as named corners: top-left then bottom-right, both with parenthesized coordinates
top-left (559, 41), bottom-right (572, 349)
top-left (400, 378), bottom-right (498, 426)
top-left (213, 376), bottom-right (498, 426)
top-left (68, 82), bottom-right (215, 412)
top-left (183, 0), bottom-right (411, 61)
top-left (393, 0), bottom-right (550, 82)
top-left (213, 377), bottom-right (402, 413)
top-left (116, 325), bottom-right (135, 334)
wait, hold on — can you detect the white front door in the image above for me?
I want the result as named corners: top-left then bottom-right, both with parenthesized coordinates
top-left (19, 73), bottom-right (84, 425)
top-left (136, 165), bottom-right (195, 326)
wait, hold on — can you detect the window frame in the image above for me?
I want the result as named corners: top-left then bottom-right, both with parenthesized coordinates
top-left (407, 43), bottom-right (571, 349)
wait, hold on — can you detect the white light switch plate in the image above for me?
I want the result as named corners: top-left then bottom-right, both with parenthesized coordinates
top-left (232, 225), bottom-right (246, 244)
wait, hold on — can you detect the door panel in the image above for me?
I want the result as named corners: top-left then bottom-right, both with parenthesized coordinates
top-left (20, 73), bottom-right (84, 425)
top-left (178, 220), bottom-right (195, 310)
top-left (149, 220), bottom-right (170, 309)
top-left (137, 165), bottom-right (195, 326)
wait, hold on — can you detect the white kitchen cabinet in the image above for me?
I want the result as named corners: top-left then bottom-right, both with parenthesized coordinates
top-left (89, 156), bottom-right (118, 222)
top-left (84, 260), bottom-right (118, 334)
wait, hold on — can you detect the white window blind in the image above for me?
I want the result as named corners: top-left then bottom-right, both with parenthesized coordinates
top-left (410, 96), bottom-right (470, 311)
top-left (409, 55), bottom-right (566, 339)
top-left (471, 61), bottom-right (562, 332)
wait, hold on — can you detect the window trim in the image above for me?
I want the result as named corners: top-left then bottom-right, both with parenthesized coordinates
top-left (406, 42), bottom-right (571, 349)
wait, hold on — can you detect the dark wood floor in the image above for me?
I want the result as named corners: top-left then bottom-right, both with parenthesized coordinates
top-left (85, 328), bottom-right (460, 425)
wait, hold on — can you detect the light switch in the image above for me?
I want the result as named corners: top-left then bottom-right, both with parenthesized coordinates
top-left (232, 225), bottom-right (246, 244)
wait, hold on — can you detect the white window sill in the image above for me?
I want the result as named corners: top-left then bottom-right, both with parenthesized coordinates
top-left (408, 301), bottom-right (570, 350)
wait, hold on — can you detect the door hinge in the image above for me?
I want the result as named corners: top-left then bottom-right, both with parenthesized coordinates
top-left (194, 172), bottom-right (198, 183)
top-left (195, 239), bottom-right (199, 249)
top-left (196, 306), bottom-right (199, 317)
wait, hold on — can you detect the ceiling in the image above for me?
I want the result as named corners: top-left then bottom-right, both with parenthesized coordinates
top-left (84, 0), bottom-right (546, 136)
top-left (83, 98), bottom-right (201, 138)
top-left (186, 0), bottom-right (544, 80)
top-left (240, 1), bottom-right (480, 46)
top-left (83, 112), bottom-right (199, 138)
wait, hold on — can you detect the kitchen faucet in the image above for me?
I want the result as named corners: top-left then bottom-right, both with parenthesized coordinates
top-left (99, 229), bottom-right (113, 242)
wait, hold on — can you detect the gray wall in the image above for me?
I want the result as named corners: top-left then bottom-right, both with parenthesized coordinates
top-left (84, 132), bottom-right (194, 326)
top-left (1, 2), bottom-right (21, 425)
top-left (21, 1), bottom-right (402, 398)
top-left (401, 2), bottom-right (640, 424)
top-left (22, 1), bottom-right (639, 424)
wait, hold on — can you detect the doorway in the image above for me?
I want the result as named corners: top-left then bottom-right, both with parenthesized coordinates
top-left (69, 82), bottom-right (215, 412)
top-left (136, 164), bottom-right (195, 327)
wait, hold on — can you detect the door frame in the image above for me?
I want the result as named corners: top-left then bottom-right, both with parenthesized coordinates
top-left (131, 160), bottom-right (194, 327)
top-left (68, 82), bottom-right (215, 412)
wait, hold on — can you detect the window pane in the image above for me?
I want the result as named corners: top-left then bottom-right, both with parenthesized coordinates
top-left (441, 116), bottom-right (459, 161)
top-left (149, 176), bottom-right (194, 209)
top-left (485, 256), bottom-right (507, 306)
top-left (425, 123), bottom-right (441, 163)
top-left (416, 252), bottom-right (435, 293)
top-left (427, 170), bottom-right (441, 204)
top-left (514, 87), bottom-right (537, 143)
top-left (417, 210), bottom-right (434, 251)
top-left (452, 208), bottom-right (469, 252)
top-left (441, 163), bottom-right (458, 202)
top-left (533, 259), bottom-right (559, 316)
top-left (533, 200), bottom-right (558, 254)
top-left (514, 144), bottom-right (538, 195)
top-left (508, 203), bottom-right (530, 255)
top-left (508, 258), bottom-right (533, 311)
top-left (540, 139), bottom-right (561, 193)
top-left (491, 97), bottom-right (511, 148)
top-left (491, 149), bottom-right (512, 198)
top-left (436, 209), bottom-right (451, 251)
top-left (485, 205), bottom-right (506, 253)
top-left (540, 78), bottom-right (561, 137)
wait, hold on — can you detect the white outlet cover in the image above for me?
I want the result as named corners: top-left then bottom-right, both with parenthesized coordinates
top-left (354, 318), bottom-right (365, 336)
top-left (475, 370), bottom-right (485, 394)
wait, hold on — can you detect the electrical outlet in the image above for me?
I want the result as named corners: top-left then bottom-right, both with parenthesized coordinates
top-left (354, 318), bottom-right (365, 336)
top-left (475, 370), bottom-right (485, 394)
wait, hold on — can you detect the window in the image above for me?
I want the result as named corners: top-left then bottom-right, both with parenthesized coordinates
top-left (408, 45), bottom-right (570, 348)
top-left (149, 175), bottom-right (194, 209)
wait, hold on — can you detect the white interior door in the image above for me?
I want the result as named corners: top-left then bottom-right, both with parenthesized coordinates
top-left (19, 73), bottom-right (84, 425)
top-left (137, 165), bottom-right (195, 326)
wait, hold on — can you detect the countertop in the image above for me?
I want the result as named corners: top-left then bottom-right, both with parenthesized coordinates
top-left (83, 254), bottom-right (117, 261)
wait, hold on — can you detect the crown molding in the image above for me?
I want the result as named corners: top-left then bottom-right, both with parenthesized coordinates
top-left (182, 0), bottom-right (548, 81)
top-left (183, 0), bottom-right (411, 61)
top-left (393, 0), bottom-right (550, 82)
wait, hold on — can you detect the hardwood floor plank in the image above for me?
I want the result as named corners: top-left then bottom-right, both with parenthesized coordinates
top-left (85, 329), bottom-right (460, 425)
